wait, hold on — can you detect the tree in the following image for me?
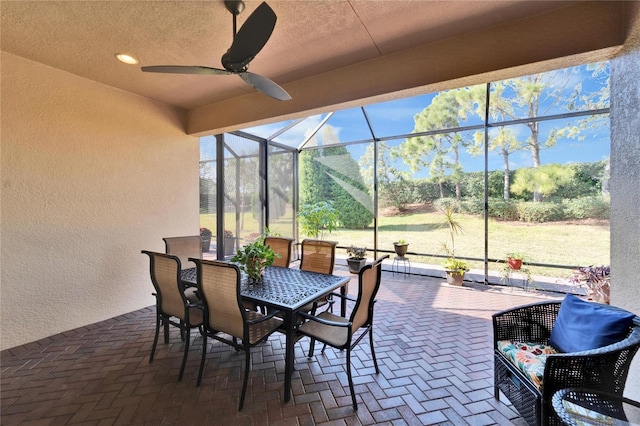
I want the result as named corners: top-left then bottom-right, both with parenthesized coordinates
top-left (299, 126), bottom-right (373, 229)
top-left (268, 150), bottom-right (293, 222)
top-left (511, 164), bottom-right (575, 200)
top-left (299, 146), bottom-right (332, 206)
top-left (199, 161), bottom-right (216, 212)
top-left (402, 87), bottom-right (484, 200)
top-left (489, 65), bottom-right (609, 201)
top-left (360, 141), bottom-right (411, 210)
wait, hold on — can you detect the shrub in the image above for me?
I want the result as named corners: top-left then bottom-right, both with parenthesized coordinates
top-left (379, 179), bottom-right (413, 210)
top-left (488, 200), bottom-right (519, 221)
top-left (433, 197), bottom-right (460, 212)
top-left (334, 189), bottom-right (373, 228)
top-left (558, 161), bottom-right (607, 198)
top-left (461, 170), bottom-right (505, 199)
top-left (562, 196), bottom-right (610, 220)
top-left (516, 202), bottom-right (566, 222)
top-left (459, 198), bottom-right (484, 215)
top-left (412, 179), bottom-right (445, 203)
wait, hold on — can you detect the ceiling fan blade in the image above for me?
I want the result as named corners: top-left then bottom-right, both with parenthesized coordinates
top-left (239, 72), bottom-right (291, 101)
top-left (141, 65), bottom-right (230, 75)
top-left (224, 2), bottom-right (276, 68)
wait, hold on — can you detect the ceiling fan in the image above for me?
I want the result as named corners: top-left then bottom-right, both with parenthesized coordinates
top-left (141, 1), bottom-right (291, 101)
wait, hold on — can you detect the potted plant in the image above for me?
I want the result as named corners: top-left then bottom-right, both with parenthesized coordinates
top-left (506, 252), bottom-right (525, 270)
top-left (200, 227), bottom-right (212, 253)
top-left (223, 229), bottom-right (236, 256)
top-left (569, 265), bottom-right (610, 304)
top-left (297, 201), bottom-right (340, 239)
top-left (439, 207), bottom-right (469, 286)
top-left (231, 238), bottom-right (277, 284)
top-left (346, 245), bottom-right (367, 274)
top-left (393, 239), bottom-right (409, 257)
top-left (442, 258), bottom-right (469, 286)
top-left (499, 260), bottom-right (533, 289)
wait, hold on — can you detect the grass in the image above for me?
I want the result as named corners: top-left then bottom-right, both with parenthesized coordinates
top-left (201, 209), bottom-right (610, 279)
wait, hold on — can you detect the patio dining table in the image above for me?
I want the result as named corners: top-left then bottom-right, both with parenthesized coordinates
top-left (181, 265), bottom-right (350, 402)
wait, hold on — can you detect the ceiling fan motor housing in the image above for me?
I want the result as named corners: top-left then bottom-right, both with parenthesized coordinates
top-left (221, 50), bottom-right (252, 73)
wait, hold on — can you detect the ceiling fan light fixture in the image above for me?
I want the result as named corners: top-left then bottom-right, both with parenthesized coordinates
top-left (115, 53), bottom-right (139, 65)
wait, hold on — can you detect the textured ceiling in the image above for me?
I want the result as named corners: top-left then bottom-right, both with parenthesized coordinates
top-left (1, 1), bottom-right (635, 134)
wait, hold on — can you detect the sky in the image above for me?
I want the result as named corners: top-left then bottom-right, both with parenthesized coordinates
top-left (202, 63), bottom-right (611, 178)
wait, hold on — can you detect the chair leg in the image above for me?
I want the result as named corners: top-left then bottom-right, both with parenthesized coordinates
top-left (163, 317), bottom-right (170, 343)
top-left (150, 313), bottom-right (161, 363)
top-left (239, 347), bottom-right (250, 410)
top-left (308, 338), bottom-right (316, 358)
top-left (197, 332), bottom-right (207, 387)
top-left (178, 327), bottom-right (190, 381)
top-left (346, 348), bottom-right (357, 410)
top-left (369, 326), bottom-right (379, 373)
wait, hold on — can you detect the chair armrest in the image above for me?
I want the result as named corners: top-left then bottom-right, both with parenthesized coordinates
top-left (493, 300), bottom-right (561, 345)
top-left (298, 311), bottom-right (352, 328)
top-left (323, 291), bottom-right (357, 303)
top-left (541, 326), bottom-right (640, 400)
top-left (247, 309), bottom-right (283, 325)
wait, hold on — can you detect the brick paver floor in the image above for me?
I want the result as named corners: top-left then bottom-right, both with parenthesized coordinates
top-left (1, 266), bottom-right (562, 425)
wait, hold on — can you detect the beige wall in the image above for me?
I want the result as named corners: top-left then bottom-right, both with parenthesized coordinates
top-left (0, 52), bottom-right (199, 350)
top-left (610, 27), bottom-right (640, 399)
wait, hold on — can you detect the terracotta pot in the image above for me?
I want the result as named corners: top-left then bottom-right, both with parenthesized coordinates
top-left (445, 271), bottom-right (465, 286)
top-left (394, 243), bottom-right (409, 257)
top-left (507, 258), bottom-right (522, 270)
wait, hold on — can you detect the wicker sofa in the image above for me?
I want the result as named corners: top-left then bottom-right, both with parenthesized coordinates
top-left (492, 299), bottom-right (640, 426)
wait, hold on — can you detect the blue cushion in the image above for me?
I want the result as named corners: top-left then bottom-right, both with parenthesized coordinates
top-left (549, 294), bottom-right (635, 353)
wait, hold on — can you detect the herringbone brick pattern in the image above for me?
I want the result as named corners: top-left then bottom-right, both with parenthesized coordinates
top-left (2, 268), bottom-right (561, 425)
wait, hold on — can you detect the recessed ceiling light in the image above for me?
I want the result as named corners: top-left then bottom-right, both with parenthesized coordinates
top-left (115, 53), bottom-right (139, 65)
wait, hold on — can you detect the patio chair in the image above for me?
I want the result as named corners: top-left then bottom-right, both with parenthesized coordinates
top-left (493, 297), bottom-right (640, 426)
top-left (163, 235), bottom-right (202, 302)
top-left (297, 254), bottom-right (389, 410)
top-left (141, 250), bottom-right (203, 381)
top-left (163, 235), bottom-right (202, 269)
top-left (300, 239), bottom-right (337, 274)
top-left (191, 258), bottom-right (282, 410)
top-left (264, 236), bottom-right (294, 268)
top-left (299, 239), bottom-right (339, 313)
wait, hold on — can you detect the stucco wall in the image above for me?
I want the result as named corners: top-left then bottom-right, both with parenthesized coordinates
top-left (0, 52), bottom-right (199, 350)
top-left (610, 31), bottom-right (640, 399)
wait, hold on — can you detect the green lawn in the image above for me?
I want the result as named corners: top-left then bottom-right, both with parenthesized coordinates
top-left (201, 209), bottom-right (609, 279)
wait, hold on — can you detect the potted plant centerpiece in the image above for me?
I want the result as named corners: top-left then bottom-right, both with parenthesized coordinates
top-left (346, 245), bottom-right (367, 274)
top-left (569, 265), bottom-right (610, 304)
top-left (200, 227), bottom-right (212, 253)
top-left (393, 239), bottom-right (409, 257)
top-left (231, 237), bottom-right (277, 284)
top-left (440, 207), bottom-right (469, 286)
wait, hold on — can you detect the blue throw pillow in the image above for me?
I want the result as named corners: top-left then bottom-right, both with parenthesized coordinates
top-left (549, 294), bottom-right (635, 353)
